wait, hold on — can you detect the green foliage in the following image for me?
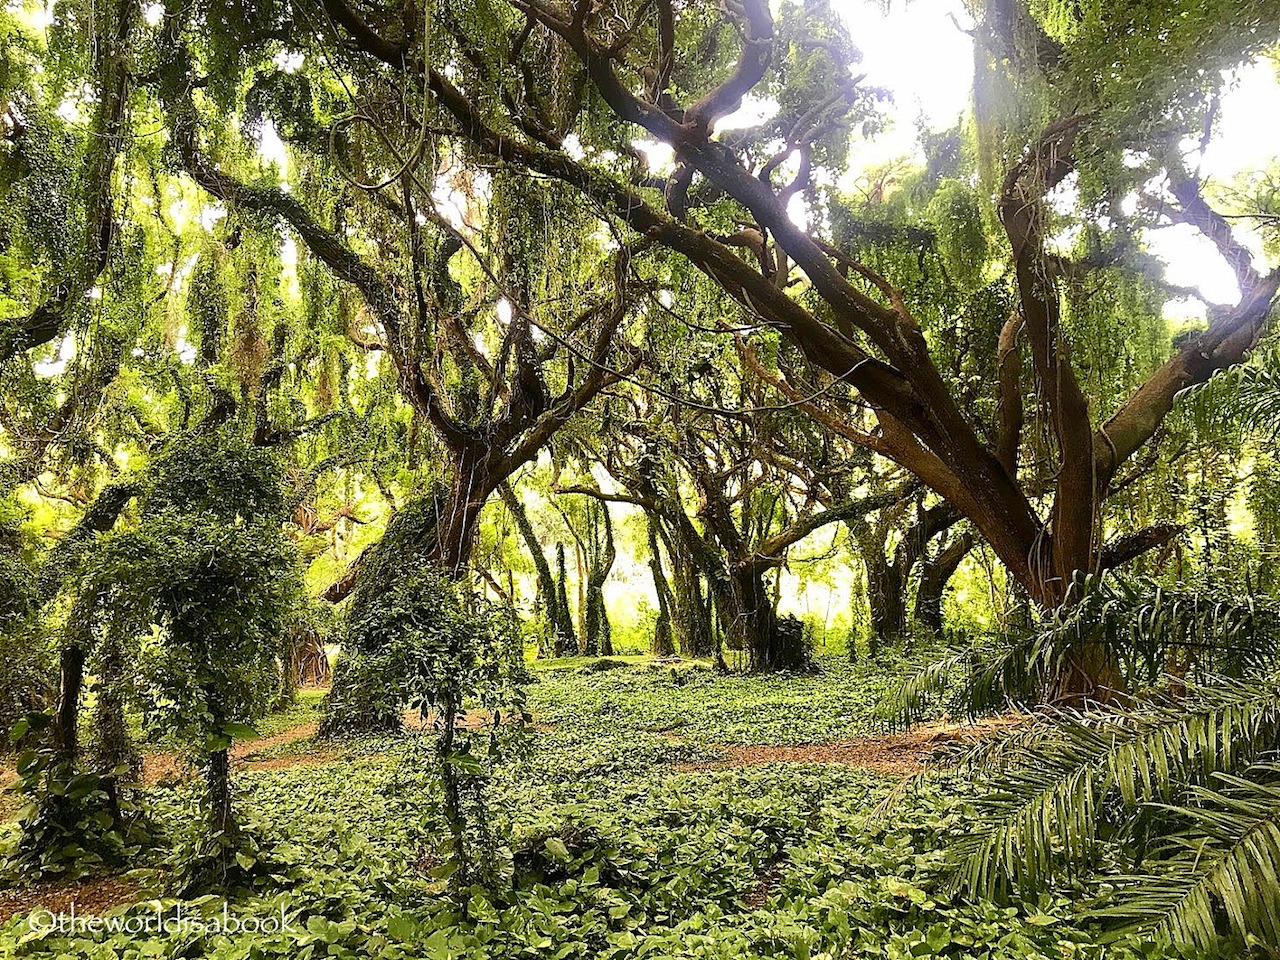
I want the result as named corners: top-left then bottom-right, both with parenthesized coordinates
top-left (925, 180), bottom-right (989, 289)
top-left (0, 656), bottom-right (1187, 960)
top-left (142, 434), bottom-right (286, 522)
top-left (893, 573), bottom-right (1280, 724)
top-left (0, 546), bottom-right (36, 620)
top-left (2, 712), bottom-right (152, 881)
top-left (100, 512), bottom-right (301, 749)
top-left (1097, 763), bottom-right (1280, 950)
top-left (1182, 342), bottom-right (1280, 440)
top-left (329, 563), bottom-right (526, 886)
top-left (0, 628), bottom-right (53, 746)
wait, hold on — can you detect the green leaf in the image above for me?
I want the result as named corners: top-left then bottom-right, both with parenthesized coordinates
top-left (544, 837), bottom-right (571, 861)
top-left (386, 914), bottom-right (418, 942)
top-left (223, 722), bottom-right (260, 741)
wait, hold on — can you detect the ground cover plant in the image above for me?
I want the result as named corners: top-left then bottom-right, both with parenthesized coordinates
top-left (0, 656), bottom-right (1204, 959)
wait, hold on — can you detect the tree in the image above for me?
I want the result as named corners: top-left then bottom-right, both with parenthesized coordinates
top-left (77, 436), bottom-right (303, 883)
top-left (852, 499), bottom-right (962, 648)
top-left (338, 564), bottom-right (524, 887)
top-left (258, 0), bottom-right (1280, 694)
top-left (566, 390), bottom-right (906, 670)
top-left (150, 10), bottom-right (643, 591)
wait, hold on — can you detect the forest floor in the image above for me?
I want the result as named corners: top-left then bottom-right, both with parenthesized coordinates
top-left (0, 654), bottom-right (1177, 959)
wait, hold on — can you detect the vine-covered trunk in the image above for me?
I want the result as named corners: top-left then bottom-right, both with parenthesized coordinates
top-left (553, 543), bottom-right (578, 656)
top-left (864, 554), bottom-right (906, 651)
top-left (727, 566), bottom-right (806, 672)
top-left (275, 633), bottom-right (299, 709)
top-left (665, 527), bottom-right (716, 658)
top-left (436, 692), bottom-right (469, 889)
top-left (93, 631), bottom-right (140, 784)
top-left (582, 501), bottom-right (616, 657)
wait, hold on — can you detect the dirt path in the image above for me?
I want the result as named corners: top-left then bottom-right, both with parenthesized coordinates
top-left (234, 722), bottom-right (320, 758)
top-left (143, 720), bottom-right (333, 785)
top-left (678, 718), bottom-right (1023, 777)
top-left (140, 709), bottom-right (535, 784)
top-left (0, 876), bottom-right (139, 924)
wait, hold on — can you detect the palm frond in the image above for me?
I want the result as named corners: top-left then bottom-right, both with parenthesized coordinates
top-left (888, 631), bottom-right (1066, 727)
top-left (1053, 573), bottom-right (1280, 684)
top-left (1234, 367), bottom-right (1280, 436)
top-left (896, 574), bottom-right (1280, 729)
top-left (1179, 348), bottom-right (1280, 439)
top-left (1096, 763), bottom-right (1280, 950)
top-left (950, 679), bottom-right (1280, 899)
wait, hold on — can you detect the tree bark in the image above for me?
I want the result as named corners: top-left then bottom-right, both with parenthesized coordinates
top-left (725, 566), bottom-right (808, 672)
top-left (914, 532), bottom-right (975, 634)
top-left (501, 483), bottom-right (575, 656)
top-left (206, 746), bottom-right (235, 840)
top-left (645, 514), bottom-right (676, 656)
top-left (664, 522), bottom-right (718, 657)
top-left (864, 552), bottom-right (906, 651)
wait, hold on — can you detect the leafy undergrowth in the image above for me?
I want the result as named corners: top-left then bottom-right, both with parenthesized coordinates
top-left (526, 650), bottom-right (926, 746)
top-left (0, 656), bottom-right (1190, 959)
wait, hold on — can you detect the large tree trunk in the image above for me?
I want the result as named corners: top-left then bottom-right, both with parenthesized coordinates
top-left (93, 630), bottom-right (140, 785)
top-left (864, 553), bottom-right (906, 652)
top-left (663, 523), bottom-right (717, 658)
top-left (53, 646), bottom-right (86, 764)
top-left (914, 532), bottom-right (974, 634)
top-left (323, 448), bottom-right (500, 736)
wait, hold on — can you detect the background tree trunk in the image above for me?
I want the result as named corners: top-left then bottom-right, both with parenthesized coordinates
top-left (553, 543), bottom-right (577, 656)
top-left (206, 746), bottom-right (234, 840)
top-left (664, 524), bottom-right (717, 657)
top-left (501, 484), bottom-right (576, 656)
top-left (583, 500), bottom-right (616, 657)
top-left (645, 515), bottom-right (676, 656)
top-left (730, 565), bottom-right (807, 672)
top-left (914, 532), bottom-right (975, 634)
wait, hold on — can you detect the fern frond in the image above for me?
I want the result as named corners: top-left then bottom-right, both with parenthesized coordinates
top-left (1231, 367), bottom-right (1280, 438)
